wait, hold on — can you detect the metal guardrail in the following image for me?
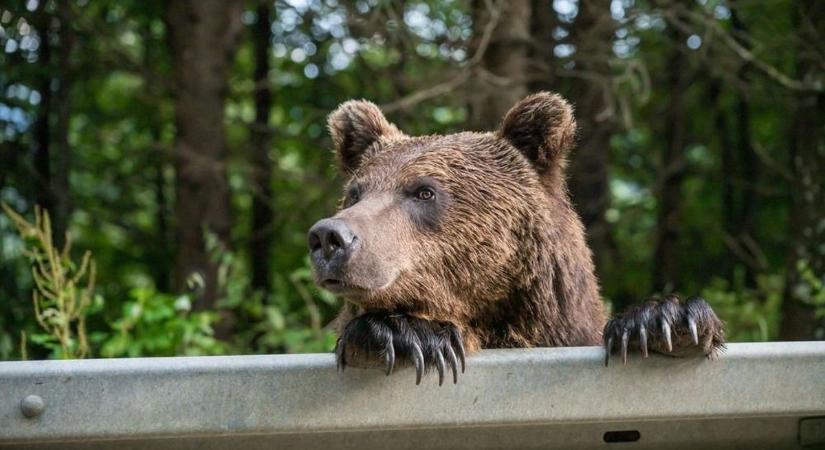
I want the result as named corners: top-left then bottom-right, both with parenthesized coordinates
top-left (1, 342), bottom-right (824, 449)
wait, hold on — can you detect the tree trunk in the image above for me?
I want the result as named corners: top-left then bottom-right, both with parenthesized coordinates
top-left (527, 0), bottom-right (556, 93)
top-left (708, 78), bottom-right (737, 281)
top-left (151, 129), bottom-right (172, 292)
top-left (779, 0), bottom-right (825, 340)
top-left (468, 0), bottom-right (531, 130)
top-left (730, 8), bottom-right (758, 286)
top-left (250, 1), bottom-right (274, 293)
top-left (33, 6), bottom-right (52, 219)
top-left (652, 8), bottom-right (690, 293)
top-left (140, 22), bottom-right (172, 293)
top-left (709, 8), bottom-right (759, 286)
top-left (52, 1), bottom-right (75, 248)
top-left (567, 0), bottom-right (616, 293)
top-left (166, 0), bottom-right (244, 310)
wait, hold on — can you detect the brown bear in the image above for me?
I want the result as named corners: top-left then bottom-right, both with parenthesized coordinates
top-left (308, 92), bottom-right (724, 385)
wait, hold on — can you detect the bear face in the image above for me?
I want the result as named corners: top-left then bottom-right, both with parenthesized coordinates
top-left (309, 93), bottom-right (579, 321)
top-left (310, 93), bottom-right (724, 384)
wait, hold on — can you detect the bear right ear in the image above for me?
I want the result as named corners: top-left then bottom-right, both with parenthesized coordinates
top-left (327, 100), bottom-right (405, 174)
top-left (498, 92), bottom-right (577, 179)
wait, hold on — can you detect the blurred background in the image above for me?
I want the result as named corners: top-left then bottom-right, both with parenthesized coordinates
top-left (0, 0), bottom-right (823, 360)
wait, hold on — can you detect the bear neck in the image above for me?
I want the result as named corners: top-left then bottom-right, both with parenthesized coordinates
top-left (476, 189), bottom-right (606, 348)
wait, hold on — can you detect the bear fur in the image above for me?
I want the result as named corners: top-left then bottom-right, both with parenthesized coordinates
top-left (310, 92), bottom-right (724, 384)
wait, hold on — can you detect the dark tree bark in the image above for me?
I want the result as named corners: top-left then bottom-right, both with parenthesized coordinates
top-left (151, 129), bottom-right (172, 293)
top-left (567, 0), bottom-right (616, 291)
top-left (249, 1), bottom-right (274, 293)
top-left (779, 0), bottom-right (825, 340)
top-left (708, 10), bottom-right (759, 285)
top-left (468, 0), bottom-right (531, 130)
top-left (29, 2), bottom-right (73, 247)
top-left (527, 0), bottom-right (557, 93)
top-left (52, 1), bottom-right (74, 248)
top-left (728, 8), bottom-right (758, 285)
top-left (708, 78), bottom-right (737, 280)
top-left (33, 6), bottom-right (53, 219)
top-left (140, 22), bottom-right (172, 293)
top-left (166, 0), bottom-right (244, 310)
top-left (652, 6), bottom-right (691, 293)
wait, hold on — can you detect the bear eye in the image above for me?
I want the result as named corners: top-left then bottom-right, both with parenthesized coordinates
top-left (344, 187), bottom-right (360, 207)
top-left (414, 187), bottom-right (435, 201)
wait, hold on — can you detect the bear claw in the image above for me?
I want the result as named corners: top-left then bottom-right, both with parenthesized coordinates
top-left (384, 335), bottom-right (395, 376)
top-left (449, 326), bottom-right (466, 373)
top-left (335, 337), bottom-right (346, 372)
top-left (603, 295), bottom-right (725, 366)
top-left (411, 341), bottom-right (424, 384)
top-left (335, 311), bottom-right (466, 385)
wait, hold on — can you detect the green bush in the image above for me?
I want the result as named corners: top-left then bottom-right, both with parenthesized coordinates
top-left (208, 232), bottom-right (338, 354)
top-left (99, 288), bottom-right (228, 357)
top-left (2, 202), bottom-right (98, 359)
top-left (701, 273), bottom-right (783, 342)
top-left (3, 204), bottom-right (336, 360)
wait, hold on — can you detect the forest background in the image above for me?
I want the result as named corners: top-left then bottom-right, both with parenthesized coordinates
top-left (0, 0), bottom-right (823, 360)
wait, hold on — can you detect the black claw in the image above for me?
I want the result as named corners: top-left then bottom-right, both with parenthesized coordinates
top-left (604, 294), bottom-right (724, 363)
top-left (662, 320), bottom-right (673, 352)
top-left (639, 325), bottom-right (648, 358)
top-left (688, 317), bottom-right (699, 345)
top-left (384, 336), bottom-right (395, 376)
top-left (335, 338), bottom-right (346, 372)
top-left (411, 341), bottom-right (424, 385)
top-left (450, 327), bottom-right (466, 373)
top-left (604, 335), bottom-right (613, 367)
top-left (621, 328), bottom-right (629, 366)
top-left (435, 350), bottom-right (446, 386)
top-left (445, 345), bottom-right (459, 384)
top-left (336, 313), bottom-right (471, 384)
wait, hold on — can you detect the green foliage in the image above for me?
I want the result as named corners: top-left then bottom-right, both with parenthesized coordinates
top-left (0, 0), bottom-right (819, 360)
top-left (701, 272), bottom-right (784, 342)
top-left (99, 288), bottom-right (228, 357)
top-left (1, 202), bottom-right (98, 359)
top-left (208, 232), bottom-right (338, 354)
top-left (794, 260), bottom-right (825, 319)
top-left (1, 204), bottom-right (335, 359)
top-left (703, 261), bottom-right (825, 342)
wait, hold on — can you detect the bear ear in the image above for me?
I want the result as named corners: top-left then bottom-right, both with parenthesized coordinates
top-left (327, 100), bottom-right (406, 174)
top-left (498, 92), bottom-right (577, 177)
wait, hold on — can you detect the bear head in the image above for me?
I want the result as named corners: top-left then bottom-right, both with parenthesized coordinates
top-left (308, 92), bottom-right (578, 320)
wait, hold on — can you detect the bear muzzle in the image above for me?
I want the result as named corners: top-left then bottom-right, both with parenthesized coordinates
top-left (307, 218), bottom-right (366, 295)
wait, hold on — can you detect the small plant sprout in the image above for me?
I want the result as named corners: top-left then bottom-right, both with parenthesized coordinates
top-left (1, 202), bottom-right (97, 359)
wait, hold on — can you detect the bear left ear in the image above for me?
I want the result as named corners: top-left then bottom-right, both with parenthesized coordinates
top-left (498, 92), bottom-right (577, 177)
top-left (327, 100), bottom-right (406, 175)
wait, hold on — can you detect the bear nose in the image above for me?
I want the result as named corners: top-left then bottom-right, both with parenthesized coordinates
top-left (307, 218), bottom-right (357, 261)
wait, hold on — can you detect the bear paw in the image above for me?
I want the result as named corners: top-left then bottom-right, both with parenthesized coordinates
top-left (603, 295), bottom-right (725, 366)
top-left (335, 311), bottom-right (466, 385)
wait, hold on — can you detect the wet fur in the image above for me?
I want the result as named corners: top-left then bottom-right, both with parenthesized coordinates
top-left (326, 130), bottom-right (606, 352)
top-left (320, 92), bottom-right (724, 379)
